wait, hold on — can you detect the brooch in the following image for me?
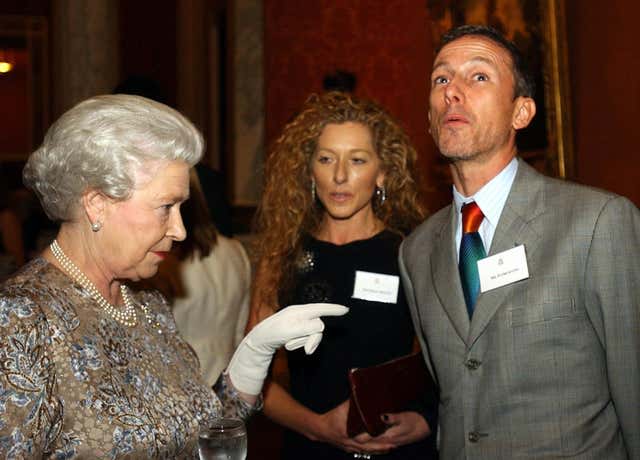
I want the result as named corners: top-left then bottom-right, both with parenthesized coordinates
top-left (294, 250), bottom-right (315, 274)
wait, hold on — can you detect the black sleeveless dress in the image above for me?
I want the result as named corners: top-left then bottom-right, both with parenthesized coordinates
top-left (280, 231), bottom-right (438, 460)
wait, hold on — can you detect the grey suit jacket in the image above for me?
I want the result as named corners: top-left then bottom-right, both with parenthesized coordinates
top-left (399, 160), bottom-right (640, 459)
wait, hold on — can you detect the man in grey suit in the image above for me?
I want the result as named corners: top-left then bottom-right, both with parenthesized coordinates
top-left (399, 25), bottom-right (640, 459)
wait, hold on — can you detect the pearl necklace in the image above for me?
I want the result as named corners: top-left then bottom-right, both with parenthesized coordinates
top-left (50, 239), bottom-right (138, 327)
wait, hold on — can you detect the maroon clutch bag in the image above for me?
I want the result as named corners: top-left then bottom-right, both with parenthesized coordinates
top-left (346, 352), bottom-right (435, 437)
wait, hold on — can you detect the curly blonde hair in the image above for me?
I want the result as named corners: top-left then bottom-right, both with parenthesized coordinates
top-left (253, 91), bottom-right (426, 307)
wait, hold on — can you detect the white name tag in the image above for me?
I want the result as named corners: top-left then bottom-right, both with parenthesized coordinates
top-left (352, 270), bottom-right (399, 304)
top-left (478, 244), bottom-right (529, 293)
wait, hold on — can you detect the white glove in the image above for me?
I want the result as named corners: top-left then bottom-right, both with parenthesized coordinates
top-left (227, 303), bottom-right (348, 395)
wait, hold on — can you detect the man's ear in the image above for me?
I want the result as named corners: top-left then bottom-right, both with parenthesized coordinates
top-left (81, 189), bottom-right (108, 227)
top-left (512, 96), bottom-right (536, 130)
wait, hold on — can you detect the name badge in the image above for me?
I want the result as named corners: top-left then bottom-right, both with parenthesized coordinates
top-left (352, 270), bottom-right (399, 304)
top-left (478, 244), bottom-right (529, 293)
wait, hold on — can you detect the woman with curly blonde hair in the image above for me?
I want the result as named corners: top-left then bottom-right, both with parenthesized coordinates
top-left (248, 92), bottom-right (438, 459)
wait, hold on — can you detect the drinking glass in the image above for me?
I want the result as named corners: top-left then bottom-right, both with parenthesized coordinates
top-left (198, 418), bottom-right (247, 460)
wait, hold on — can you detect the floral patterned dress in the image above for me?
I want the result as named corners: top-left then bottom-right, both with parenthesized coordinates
top-left (0, 258), bottom-right (256, 459)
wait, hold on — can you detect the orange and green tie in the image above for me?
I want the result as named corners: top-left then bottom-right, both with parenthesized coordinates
top-left (459, 202), bottom-right (486, 317)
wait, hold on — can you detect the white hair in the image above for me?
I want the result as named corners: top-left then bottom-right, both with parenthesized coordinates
top-left (23, 94), bottom-right (204, 221)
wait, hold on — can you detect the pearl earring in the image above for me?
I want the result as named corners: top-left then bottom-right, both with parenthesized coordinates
top-left (91, 221), bottom-right (102, 232)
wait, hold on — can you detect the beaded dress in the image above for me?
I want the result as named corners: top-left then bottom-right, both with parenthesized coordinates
top-left (0, 258), bottom-right (256, 459)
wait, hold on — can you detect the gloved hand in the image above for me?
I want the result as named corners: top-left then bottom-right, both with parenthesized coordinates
top-left (227, 303), bottom-right (348, 395)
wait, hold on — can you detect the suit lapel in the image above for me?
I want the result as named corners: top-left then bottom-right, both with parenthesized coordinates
top-left (431, 205), bottom-right (471, 344)
top-left (468, 160), bottom-right (546, 345)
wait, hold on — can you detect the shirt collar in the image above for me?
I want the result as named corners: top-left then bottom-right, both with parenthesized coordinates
top-left (453, 157), bottom-right (518, 228)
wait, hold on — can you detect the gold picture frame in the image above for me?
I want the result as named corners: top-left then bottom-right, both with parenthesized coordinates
top-left (540, 0), bottom-right (574, 178)
top-left (427, 0), bottom-right (574, 178)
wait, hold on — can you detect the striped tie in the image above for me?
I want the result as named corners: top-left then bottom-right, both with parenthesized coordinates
top-left (459, 202), bottom-right (486, 317)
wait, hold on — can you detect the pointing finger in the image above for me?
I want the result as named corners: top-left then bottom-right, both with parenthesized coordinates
top-left (289, 303), bottom-right (349, 318)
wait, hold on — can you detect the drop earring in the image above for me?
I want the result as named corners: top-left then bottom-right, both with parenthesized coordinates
top-left (376, 186), bottom-right (386, 206)
top-left (311, 179), bottom-right (316, 202)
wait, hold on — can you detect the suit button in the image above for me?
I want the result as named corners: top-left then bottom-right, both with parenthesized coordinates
top-left (465, 358), bottom-right (481, 370)
top-left (468, 431), bottom-right (480, 443)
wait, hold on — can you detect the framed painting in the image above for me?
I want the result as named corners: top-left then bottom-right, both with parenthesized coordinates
top-left (226, 0), bottom-right (264, 234)
top-left (427, 0), bottom-right (574, 178)
top-left (0, 16), bottom-right (49, 161)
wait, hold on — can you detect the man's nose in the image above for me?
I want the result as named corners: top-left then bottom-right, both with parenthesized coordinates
top-left (444, 80), bottom-right (463, 105)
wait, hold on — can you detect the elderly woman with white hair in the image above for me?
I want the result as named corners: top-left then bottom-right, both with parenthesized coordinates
top-left (0, 94), bottom-right (346, 458)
